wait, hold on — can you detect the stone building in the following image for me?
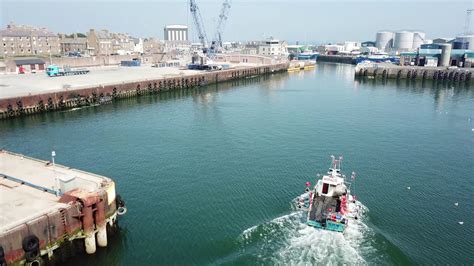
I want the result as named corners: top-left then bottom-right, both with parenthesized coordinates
top-left (86, 29), bottom-right (112, 56)
top-left (143, 38), bottom-right (164, 55)
top-left (133, 38), bottom-right (144, 54)
top-left (0, 23), bottom-right (60, 57)
top-left (111, 33), bottom-right (135, 55)
top-left (59, 33), bottom-right (88, 55)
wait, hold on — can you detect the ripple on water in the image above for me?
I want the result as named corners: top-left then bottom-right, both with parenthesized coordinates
top-left (237, 201), bottom-right (391, 265)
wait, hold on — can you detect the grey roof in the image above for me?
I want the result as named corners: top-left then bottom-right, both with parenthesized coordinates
top-left (0, 29), bottom-right (57, 38)
top-left (60, 38), bottom-right (87, 44)
top-left (14, 58), bottom-right (45, 65)
top-left (97, 31), bottom-right (111, 39)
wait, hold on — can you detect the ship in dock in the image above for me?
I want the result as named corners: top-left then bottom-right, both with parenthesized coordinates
top-left (296, 156), bottom-right (361, 233)
top-left (0, 150), bottom-right (127, 265)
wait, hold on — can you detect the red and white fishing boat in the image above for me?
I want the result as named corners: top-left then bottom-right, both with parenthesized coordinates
top-left (296, 156), bottom-right (361, 233)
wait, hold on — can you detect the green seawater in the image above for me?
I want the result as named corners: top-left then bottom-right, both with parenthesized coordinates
top-left (1, 63), bottom-right (473, 265)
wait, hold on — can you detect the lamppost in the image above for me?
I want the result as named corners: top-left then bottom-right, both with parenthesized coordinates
top-left (49, 45), bottom-right (53, 65)
top-left (51, 150), bottom-right (60, 196)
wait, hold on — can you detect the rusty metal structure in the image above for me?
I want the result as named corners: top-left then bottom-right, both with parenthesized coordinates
top-left (0, 63), bottom-right (289, 120)
top-left (0, 150), bottom-right (127, 265)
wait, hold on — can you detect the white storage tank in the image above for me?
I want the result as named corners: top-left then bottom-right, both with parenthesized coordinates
top-left (394, 31), bottom-right (415, 51)
top-left (412, 31), bottom-right (426, 49)
top-left (455, 35), bottom-right (474, 50)
top-left (375, 31), bottom-right (394, 52)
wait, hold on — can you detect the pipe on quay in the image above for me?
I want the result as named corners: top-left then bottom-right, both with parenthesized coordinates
top-left (82, 205), bottom-right (97, 254)
top-left (95, 199), bottom-right (108, 248)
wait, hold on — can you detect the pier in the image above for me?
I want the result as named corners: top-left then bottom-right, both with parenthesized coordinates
top-left (0, 63), bottom-right (289, 120)
top-left (0, 150), bottom-right (126, 265)
top-left (354, 63), bottom-right (474, 83)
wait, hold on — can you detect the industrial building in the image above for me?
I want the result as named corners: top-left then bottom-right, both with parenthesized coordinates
top-left (164, 25), bottom-right (188, 42)
top-left (257, 38), bottom-right (288, 57)
top-left (399, 43), bottom-right (474, 67)
top-left (453, 35), bottom-right (474, 49)
top-left (317, 42), bottom-right (361, 55)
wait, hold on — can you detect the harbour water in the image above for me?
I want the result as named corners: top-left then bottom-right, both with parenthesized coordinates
top-left (1, 63), bottom-right (472, 265)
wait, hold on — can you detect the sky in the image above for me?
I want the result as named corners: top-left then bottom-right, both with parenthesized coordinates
top-left (1, 0), bottom-right (473, 44)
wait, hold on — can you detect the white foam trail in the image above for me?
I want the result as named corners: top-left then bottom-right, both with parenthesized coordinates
top-left (240, 202), bottom-right (377, 265)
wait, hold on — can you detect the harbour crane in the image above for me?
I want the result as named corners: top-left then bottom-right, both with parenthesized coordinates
top-left (189, 0), bottom-right (232, 56)
top-left (189, 0), bottom-right (209, 49)
top-left (210, 0), bottom-right (232, 53)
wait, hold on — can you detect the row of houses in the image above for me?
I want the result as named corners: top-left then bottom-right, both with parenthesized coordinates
top-left (57, 29), bottom-right (166, 56)
top-left (0, 23), bottom-right (60, 57)
top-left (0, 23), bottom-right (166, 57)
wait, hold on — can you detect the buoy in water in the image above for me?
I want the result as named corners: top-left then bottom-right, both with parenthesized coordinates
top-left (407, 186), bottom-right (411, 190)
top-left (458, 221), bottom-right (464, 225)
top-left (454, 202), bottom-right (459, 206)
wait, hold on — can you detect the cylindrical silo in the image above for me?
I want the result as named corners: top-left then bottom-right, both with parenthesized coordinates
top-left (455, 35), bottom-right (474, 50)
top-left (412, 31), bottom-right (426, 49)
top-left (394, 31), bottom-right (414, 51)
top-left (375, 31), bottom-right (394, 52)
top-left (438, 44), bottom-right (452, 67)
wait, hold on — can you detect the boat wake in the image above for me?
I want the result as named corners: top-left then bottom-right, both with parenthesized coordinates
top-left (239, 201), bottom-right (382, 265)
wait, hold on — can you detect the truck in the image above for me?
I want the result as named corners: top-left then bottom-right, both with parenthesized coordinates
top-left (46, 65), bottom-right (89, 77)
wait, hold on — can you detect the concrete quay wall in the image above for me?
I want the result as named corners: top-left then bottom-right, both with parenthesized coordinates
top-left (0, 150), bottom-right (123, 265)
top-left (354, 64), bottom-right (474, 84)
top-left (317, 55), bottom-right (355, 65)
top-left (0, 63), bottom-right (288, 119)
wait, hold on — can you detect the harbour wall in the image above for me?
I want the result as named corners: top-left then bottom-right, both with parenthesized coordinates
top-left (0, 63), bottom-right (288, 119)
top-left (354, 64), bottom-right (474, 84)
top-left (317, 55), bottom-right (355, 65)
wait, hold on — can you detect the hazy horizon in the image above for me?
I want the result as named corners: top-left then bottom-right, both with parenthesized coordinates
top-left (1, 0), bottom-right (473, 44)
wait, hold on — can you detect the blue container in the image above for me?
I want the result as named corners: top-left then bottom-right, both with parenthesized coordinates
top-left (121, 60), bottom-right (141, 67)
